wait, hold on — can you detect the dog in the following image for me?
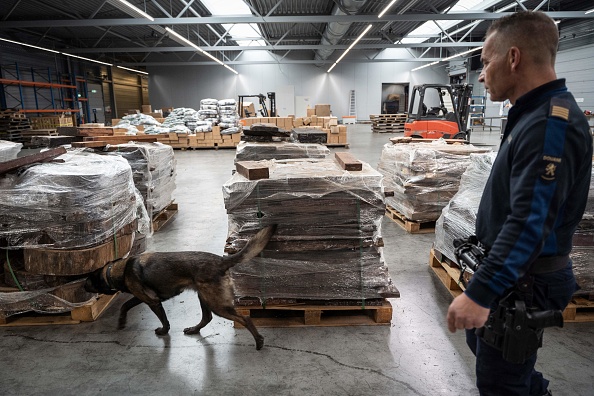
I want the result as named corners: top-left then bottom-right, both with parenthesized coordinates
top-left (85, 225), bottom-right (275, 350)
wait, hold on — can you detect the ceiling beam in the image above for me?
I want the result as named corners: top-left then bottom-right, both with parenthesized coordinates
top-left (129, 58), bottom-right (444, 67)
top-left (65, 42), bottom-right (487, 54)
top-left (0, 12), bottom-right (590, 28)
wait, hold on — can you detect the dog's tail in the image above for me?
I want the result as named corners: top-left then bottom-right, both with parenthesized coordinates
top-left (223, 224), bottom-right (276, 268)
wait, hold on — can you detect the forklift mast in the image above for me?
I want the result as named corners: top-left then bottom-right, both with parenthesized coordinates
top-left (238, 92), bottom-right (277, 118)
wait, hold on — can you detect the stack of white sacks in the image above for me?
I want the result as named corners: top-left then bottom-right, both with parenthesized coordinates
top-left (196, 99), bottom-right (219, 132)
top-left (217, 99), bottom-right (240, 134)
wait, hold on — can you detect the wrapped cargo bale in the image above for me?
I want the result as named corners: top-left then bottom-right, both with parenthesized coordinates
top-left (223, 158), bottom-right (399, 302)
top-left (0, 140), bottom-right (22, 161)
top-left (104, 142), bottom-right (176, 216)
top-left (378, 140), bottom-right (491, 222)
top-left (434, 156), bottom-right (594, 298)
top-left (234, 141), bottom-right (330, 163)
top-left (433, 152), bottom-right (497, 262)
top-left (0, 149), bottom-right (149, 318)
top-left (0, 149), bottom-right (137, 249)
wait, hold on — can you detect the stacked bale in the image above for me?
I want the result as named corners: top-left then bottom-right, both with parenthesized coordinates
top-left (234, 141), bottom-right (330, 163)
top-left (377, 140), bottom-right (490, 222)
top-left (0, 140), bottom-right (22, 161)
top-left (0, 149), bottom-right (146, 318)
top-left (223, 158), bottom-right (398, 302)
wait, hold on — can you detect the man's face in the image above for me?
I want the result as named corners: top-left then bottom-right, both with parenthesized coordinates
top-left (478, 33), bottom-right (513, 103)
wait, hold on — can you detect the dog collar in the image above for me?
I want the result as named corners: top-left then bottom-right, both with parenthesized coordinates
top-left (105, 263), bottom-right (119, 292)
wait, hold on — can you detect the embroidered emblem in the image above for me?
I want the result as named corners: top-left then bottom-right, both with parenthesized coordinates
top-left (542, 163), bottom-right (556, 181)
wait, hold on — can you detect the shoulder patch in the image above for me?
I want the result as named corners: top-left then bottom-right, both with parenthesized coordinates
top-left (549, 97), bottom-right (570, 121)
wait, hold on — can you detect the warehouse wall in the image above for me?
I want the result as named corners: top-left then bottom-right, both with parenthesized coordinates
top-left (148, 52), bottom-right (447, 120)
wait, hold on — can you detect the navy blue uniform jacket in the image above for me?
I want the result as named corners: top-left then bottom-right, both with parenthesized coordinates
top-left (465, 79), bottom-right (593, 308)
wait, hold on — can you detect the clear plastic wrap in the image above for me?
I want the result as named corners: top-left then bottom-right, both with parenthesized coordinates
top-left (0, 149), bottom-right (138, 249)
top-left (0, 279), bottom-right (97, 319)
top-left (0, 140), bottom-right (22, 161)
top-left (105, 142), bottom-right (176, 216)
top-left (234, 141), bottom-right (330, 163)
top-left (223, 158), bottom-right (399, 301)
top-left (378, 140), bottom-right (491, 222)
top-left (433, 152), bottom-right (497, 262)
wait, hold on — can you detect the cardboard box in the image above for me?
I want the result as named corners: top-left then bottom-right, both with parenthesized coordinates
top-left (330, 126), bottom-right (340, 134)
top-left (306, 108), bottom-right (316, 117)
top-left (142, 105), bottom-right (152, 113)
top-left (242, 102), bottom-right (256, 118)
top-left (315, 104), bottom-right (331, 117)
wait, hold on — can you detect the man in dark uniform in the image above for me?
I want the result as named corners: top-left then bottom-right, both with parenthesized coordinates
top-left (446, 11), bottom-right (592, 396)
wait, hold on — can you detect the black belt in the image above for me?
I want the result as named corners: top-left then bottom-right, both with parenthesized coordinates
top-left (529, 255), bottom-right (570, 274)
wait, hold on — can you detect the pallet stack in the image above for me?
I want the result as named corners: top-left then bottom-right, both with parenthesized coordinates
top-left (0, 149), bottom-right (147, 322)
top-left (0, 110), bottom-right (32, 142)
top-left (223, 154), bottom-right (399, 327)
top-left (29, 115), bottom-right (73, 129)
top-left (370, 113), bottom-right (408, 133)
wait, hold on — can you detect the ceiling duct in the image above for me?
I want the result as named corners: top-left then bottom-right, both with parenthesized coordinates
top-left (314, 0), bottom-right (369, 66)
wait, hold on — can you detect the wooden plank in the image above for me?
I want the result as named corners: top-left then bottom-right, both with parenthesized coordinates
top-left (71, 141), bottom-right (108, 148)
top-left (152, 202), bottom-right (179, 232)
top-left (0, 146), bottom-right (66, 175)
top-left (334, 152), bottom-right (362, 171)
top-left (236, 161), bottom-right (270, 180)
top-left (23, 232), bottom-right (134, 276)
top-left (71, 293), bottom-right (120, 322)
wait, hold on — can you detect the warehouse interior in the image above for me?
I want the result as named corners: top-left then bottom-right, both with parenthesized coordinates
top-left (1, 1), bottom-right (594, 395)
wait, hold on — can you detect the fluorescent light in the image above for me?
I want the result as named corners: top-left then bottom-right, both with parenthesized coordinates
top-left (378, 0), bottom-right (398, 18)
top-left (411, 61), bottom-right (439, 72)
top-left (117, 65), bottom-right (148, 75)
top-left (585, 8), bottom-right (594, 14)
top-left (0, 37), bottom-right (60, 54)
top-left (113, 0), bottom-right (154, 21)
top-left (327, 24), bottom-right (373, 73)
top-left (61, 52), bottom-right (113, 66)
top-left (442, 46), bottom-right (482, 61)
top-left (165, 27), bottom-right (238, 74)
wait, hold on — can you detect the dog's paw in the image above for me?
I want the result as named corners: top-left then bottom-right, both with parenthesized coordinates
top-left (183, 326), bottom-right (200, 335)
top-left (256, 336), bottom-right (264, 350)
top-left (155, 327), bottom-right (169, 336)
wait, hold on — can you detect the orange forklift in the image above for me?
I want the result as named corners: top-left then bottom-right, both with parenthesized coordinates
top-left (404, 83), bottom-right (473, 141)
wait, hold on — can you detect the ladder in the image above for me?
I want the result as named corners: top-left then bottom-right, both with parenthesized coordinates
top-left (348, 90), bottom-right (356, 116)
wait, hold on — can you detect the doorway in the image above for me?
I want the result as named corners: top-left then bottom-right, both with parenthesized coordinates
top-left (381, 83), bottom-right (409, 114)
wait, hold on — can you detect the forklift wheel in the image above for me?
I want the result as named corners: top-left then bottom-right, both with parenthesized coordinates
top-left (453, 133), bottom-right (466, 140)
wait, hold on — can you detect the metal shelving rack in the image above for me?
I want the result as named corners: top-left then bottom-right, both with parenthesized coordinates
top-left (0, 62), bottom-right (80, 116)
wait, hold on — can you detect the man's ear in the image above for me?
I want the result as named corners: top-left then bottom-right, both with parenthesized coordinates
top-left (509, 47), bottom-right (521, 71)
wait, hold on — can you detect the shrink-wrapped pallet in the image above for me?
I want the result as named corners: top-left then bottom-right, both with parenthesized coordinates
top-left (223, 158), bottom-right (399, 302)
top-left (0, 149), bottom-right (149, 317)
top-left (434, 155), bottom-right (594, 298)
top-left (433, 152), bottom-right (497, 262)
top-left (105, 142), bottom-right (176, 216)
top-left (377, 140), bottom-right (490, 222)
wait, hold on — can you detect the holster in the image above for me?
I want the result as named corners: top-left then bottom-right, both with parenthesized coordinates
top-left (476, 291), bottom-right (563, 364)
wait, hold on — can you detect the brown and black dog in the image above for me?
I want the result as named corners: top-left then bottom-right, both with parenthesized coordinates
top-left (85, 225), bottom-right (275, 350)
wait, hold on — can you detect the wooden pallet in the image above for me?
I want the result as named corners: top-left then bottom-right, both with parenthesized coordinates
top-left (0, 293), bottom-right (119, 326)
top-left (385, 205), bottom-right (436, 234)
top-left (428, 248), bottom-right (594, 323)
top-left (234, 299), bottom-right (393, 328)
top-left (152, 202), bottom-right (178, 232)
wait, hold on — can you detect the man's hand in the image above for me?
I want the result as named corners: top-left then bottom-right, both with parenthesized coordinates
top-left (447, 293), bottom-right (490, 333)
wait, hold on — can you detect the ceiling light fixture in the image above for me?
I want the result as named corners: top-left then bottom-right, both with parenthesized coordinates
top-left (327, 24), bottom-right (373, 73)
top-left (165, 27), bottom-right (238, 75)
top-left (410, 61), bottom-right (440, 72)
top-left (117, 65), bottom-right (149, 75)
top-left (112, 0), bottom-right (155, 21)
top-left (378, 0), bottom-right (398, 18)
top-left (61, 52), bottom-right (113, 66)
top-left (442, 46), bottom-right (483, 62)
top-left (0, 37), bottom-right (60, 54)
top-left (585, 8), bottom-right (594, 14)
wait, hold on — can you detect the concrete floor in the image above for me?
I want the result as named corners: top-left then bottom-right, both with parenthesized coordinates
top-left (1, 125), bottom-right (593, 395)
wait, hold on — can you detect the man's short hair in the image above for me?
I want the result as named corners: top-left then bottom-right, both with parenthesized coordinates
top-left (487, 11), bottom-right (559, 66)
